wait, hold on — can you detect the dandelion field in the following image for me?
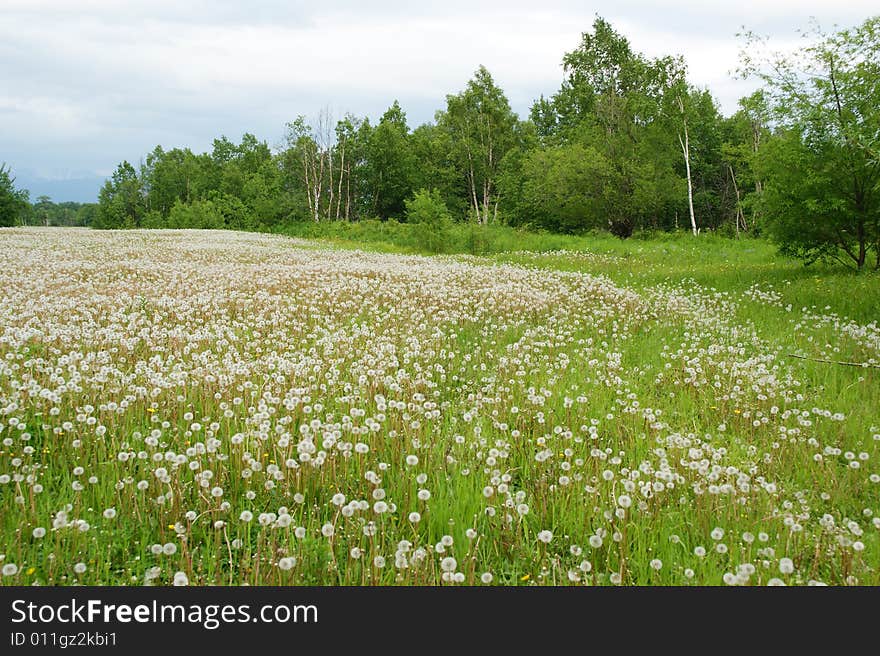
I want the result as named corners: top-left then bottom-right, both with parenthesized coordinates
top-left (1, 228), bottom-right (878, 586)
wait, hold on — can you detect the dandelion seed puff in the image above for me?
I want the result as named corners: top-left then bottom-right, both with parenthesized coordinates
top-left (481, 572), bottom-right (493, 584)
top-left (537, 530), bottom-right (553, 544)
top-left (589, 535), bottom-right (603, 549)
top-left (331, 493), bottom-right (345, 506)
top-left (321, 523), bottom-right (335, 538)
top-left (408, 512), bottom-right (421, 523)
top-left (150, 544), bottom-right (162, 555)
top-left (2, 564), bottom-right (18, 576)
top-left (767, 578), bottom-right (786, 586)
top-left (711, 527), bottom-right (724, 540)
top-left (417, 489), bottom-right (431, 501)
top-left (609, 572), bottom-right (622, 585)
top-left (173, 571), bottom-right (189, 586)
top-left (684, 568), bottom-right (695, 579)
top-left (32, 527), bottom-right (46, 539)
top-left (239, 510), bottom-right (253, 523)
top-left (278, 557), bottom-right (296, 571)
top-left (162, 543), bottom-right (177, 555)
top-left (779, 558), bottom-right (794, 574)
top-left (373, 556), bottom-right (386, 568)
top-left (723, 573), bottom-right (738, 585)
top-left (617, 494), bottom-right (632, 509)
top-left (440, 557), bottom-right (457, 572)
top-left (406, 455), bottom-right (418, 466)
top-left (650, 559), bottom-right (662, 571)
top-left (74, 562), bottom-right (87, 574)
top-left (373, 501), bottom-right (388, 514)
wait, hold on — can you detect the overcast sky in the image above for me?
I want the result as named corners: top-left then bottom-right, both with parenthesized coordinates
top-left (1, 0), bottom-right (876, 201)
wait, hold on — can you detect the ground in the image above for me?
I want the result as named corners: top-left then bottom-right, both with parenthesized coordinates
top-left (0, 227), bottom-right (877, 585)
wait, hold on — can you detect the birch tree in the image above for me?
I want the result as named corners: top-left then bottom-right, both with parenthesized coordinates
top-left (283, 112), bottom-right (333, 222)
top-left (440, 66), bottom-right (518, 224)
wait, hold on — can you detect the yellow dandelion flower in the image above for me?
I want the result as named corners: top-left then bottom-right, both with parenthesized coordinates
top-left (520, 574), bottom-right (530, 581)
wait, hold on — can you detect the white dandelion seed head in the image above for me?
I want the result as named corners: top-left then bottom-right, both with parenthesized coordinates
top-left (440, 557), bottom-right (457, 572)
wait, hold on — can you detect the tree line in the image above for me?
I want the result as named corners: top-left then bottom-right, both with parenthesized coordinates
top-left (2, 16), bottom-right (877, 268)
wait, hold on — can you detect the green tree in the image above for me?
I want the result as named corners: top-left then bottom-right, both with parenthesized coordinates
top-left (411, 122), bottom-right (467, 219)
top-left (741, 17), bottom-right (880, 269)
top-left (720, 91), bottom-right (771, 235)
top-left (439, 66), bottom-right (520, 224)
top-left (96, 161), bottom-right (145, 228)
top-left (365, 101), bottom-right (417, 219)
top-left (0, 163), bottom-right (30, 227)
top-left (520, 18), bottom-right (687, 236)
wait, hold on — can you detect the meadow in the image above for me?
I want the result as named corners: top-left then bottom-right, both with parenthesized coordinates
top-left (0, 227), bottom-right (878, 586)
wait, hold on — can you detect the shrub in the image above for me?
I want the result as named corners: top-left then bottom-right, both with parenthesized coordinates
top-left (405, 189), bottom-right (453, 253)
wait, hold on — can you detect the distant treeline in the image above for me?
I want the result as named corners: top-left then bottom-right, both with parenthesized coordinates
top-left (2, 17), bottom-right (877, 268)
top-left (89, 19), bottom-right (768, 239)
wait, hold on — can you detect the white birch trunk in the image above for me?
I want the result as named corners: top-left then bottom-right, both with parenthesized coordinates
top-left (676, 96), bottom-right (697, 236)
top-left (679, 127), bottom-right (697, 236)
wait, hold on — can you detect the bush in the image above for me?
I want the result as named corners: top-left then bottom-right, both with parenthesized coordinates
top-left (405, 189), bottom-right (453, 253)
